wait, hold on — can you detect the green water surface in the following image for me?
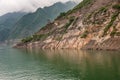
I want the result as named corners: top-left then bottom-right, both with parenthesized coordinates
top-left (0, 46), bottom-right (120, 80)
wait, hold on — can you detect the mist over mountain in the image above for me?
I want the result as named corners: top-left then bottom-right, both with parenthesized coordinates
top-left (8, 1), bottom-right (77, 39)
top-left (0, 0), bottom-right (80, 16)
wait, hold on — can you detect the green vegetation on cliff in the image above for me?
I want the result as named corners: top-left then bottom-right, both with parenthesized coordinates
top-left (67, 0), bottom-right (93, 14)
top-left (112, 4), bottom-right (120, 10)
top-left (64, 16), bottom-right (75, 30)
top-left (81, 31), bottom-right (88, 38)
top-left (22, 36), bottom-right (33, 43)
top-left (103, 11), bottom-right (119, 36)
top-left (57, 0), bottom-right (93, 19)
top-left (21, 34), bottom-right (49, 43)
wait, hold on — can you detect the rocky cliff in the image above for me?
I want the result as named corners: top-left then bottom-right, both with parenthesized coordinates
top-left (15, 0), bottom-right (120, 51)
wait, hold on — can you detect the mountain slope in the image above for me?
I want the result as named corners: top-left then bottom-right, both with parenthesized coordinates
top-left (15, 0), bottom-right (120, 50)
top-left (9, 1), bottom-right (77, 39)
top-left (0, 12), bottom-right (26, 42)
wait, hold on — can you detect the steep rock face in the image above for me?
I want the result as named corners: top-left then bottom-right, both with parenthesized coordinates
top-left (15, 0), bottom-right (120, 50)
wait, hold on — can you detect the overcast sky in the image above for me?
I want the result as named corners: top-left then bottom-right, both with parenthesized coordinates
top-left (0, 0), bottom-right (81, 16)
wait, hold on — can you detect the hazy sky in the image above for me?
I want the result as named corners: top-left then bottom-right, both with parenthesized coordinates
top-left (0, 0), bottom-right (81, 16)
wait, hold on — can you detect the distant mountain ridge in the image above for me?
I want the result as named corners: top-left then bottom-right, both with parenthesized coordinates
top-left (9, 1), bottom-right (77, 39)
top-left (0, 12), bottom-right (26, 42)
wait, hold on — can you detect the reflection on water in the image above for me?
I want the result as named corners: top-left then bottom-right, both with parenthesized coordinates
top-left (0, 46), bottom-right (120, 80)
top-left (27, 49), bottom-right (120, 80)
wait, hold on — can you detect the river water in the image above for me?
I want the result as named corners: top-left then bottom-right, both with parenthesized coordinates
top-left (0, 46), bottom-right (120, 80)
